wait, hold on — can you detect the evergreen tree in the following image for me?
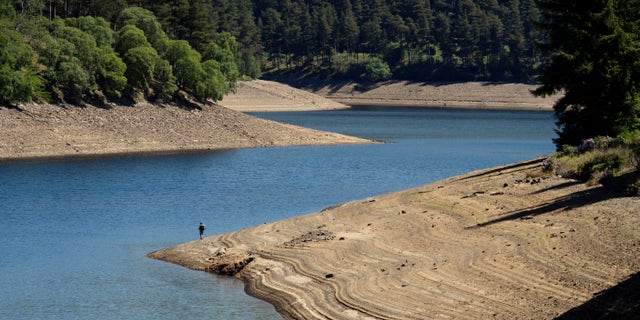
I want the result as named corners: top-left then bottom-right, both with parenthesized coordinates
top-left (259, 7), bottom-right (285, 64)
top-left (533, 0), bottom-right (640, 147)
top-left (334, 0), bottom-right (359, 54)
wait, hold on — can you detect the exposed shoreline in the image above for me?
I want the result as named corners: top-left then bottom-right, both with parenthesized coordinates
top-left (220, 79), bottom-right (560, 112)
top-left (149, 158), bottom-right (640, 319)
top-left (0, 101), bottom-right (371, 163)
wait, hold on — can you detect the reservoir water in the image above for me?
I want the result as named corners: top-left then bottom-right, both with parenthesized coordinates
top-left (0, 108), bottom-right (556, 319)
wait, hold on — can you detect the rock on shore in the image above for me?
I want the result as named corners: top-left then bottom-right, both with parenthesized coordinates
top-left (149, 158), bottom-right (640, 319)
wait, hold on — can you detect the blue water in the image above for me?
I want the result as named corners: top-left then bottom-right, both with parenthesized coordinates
top-left (0, 108), bottom-right (555, 319)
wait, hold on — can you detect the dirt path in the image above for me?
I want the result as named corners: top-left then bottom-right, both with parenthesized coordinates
top-left (149, 158), bottom-right (640, 319)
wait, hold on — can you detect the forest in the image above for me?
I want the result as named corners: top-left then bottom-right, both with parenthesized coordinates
top-left (1, 0), bottom-right (547, 106)
top-left (129, 0), bottom-right (545, 83)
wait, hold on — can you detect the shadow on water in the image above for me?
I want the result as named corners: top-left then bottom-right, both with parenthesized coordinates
top-left (555, 271), bottom-right (640, 320)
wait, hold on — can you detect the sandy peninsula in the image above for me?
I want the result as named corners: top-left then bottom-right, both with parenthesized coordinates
top-left (149, 158), bottom-right (640, 319)
top-left (0, 100), bottom-right (369, 162)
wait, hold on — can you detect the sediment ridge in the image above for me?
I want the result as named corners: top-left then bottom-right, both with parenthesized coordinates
top-left (149, 158), bottom-right (640, 319)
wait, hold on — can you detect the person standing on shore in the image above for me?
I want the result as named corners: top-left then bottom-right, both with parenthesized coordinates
top-left (198, 222), bottom-right (206, 239)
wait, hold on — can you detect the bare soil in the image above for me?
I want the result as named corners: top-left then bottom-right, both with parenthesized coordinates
top-left (150, 158), bottom-right (640, 319)
top-left (224, 78), bottom-right (560, 112)
top-left (0, 101), bottom-right (370, 162)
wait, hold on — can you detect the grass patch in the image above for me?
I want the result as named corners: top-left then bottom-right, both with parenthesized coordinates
top-left (543, 135), bottom-right (640, 195)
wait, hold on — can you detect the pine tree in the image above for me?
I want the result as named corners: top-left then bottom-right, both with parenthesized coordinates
top-left (534, 0), bottom-right (640, 147)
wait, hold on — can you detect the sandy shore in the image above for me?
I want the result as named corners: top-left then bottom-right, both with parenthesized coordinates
top-left (219, 80), bottom-right (351, 112)
top-left (149, 158), bottom-right (640, 319)
top-left (0, 102), bottom-right (370, 162)
top-left (221, 79), bottom-right (560, 112)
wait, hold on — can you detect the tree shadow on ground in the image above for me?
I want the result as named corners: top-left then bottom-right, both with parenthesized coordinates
top-left (555, 272), bottom-right (640, 320)
top-left (459, 157), bottom-right (546, 181)
top-left (467, 185), bottom-right (616, 229)
top-left (466, 171), bottom-right (638, 229)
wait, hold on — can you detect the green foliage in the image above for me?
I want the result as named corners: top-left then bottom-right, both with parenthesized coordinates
top-left (242, 0), bottom-right (543, 81)
top-left (65, 16), bottom-right (115, 48)
top-left (123, 46), bottom-right (158, 92)
top-left (115, 24), bottom-right (152, 55)
top-left (201, 60), bottom-right (227, 101)
top-left (96, 48), bottom-right (127, 99)
top-left (533, 0), bottom-right (640, 148)
top-left (360, 56), bottom-right (392, 81)
top-left (37, 0), bottom-right (555, 83)
top-left (0, 0), bottom-right (16, 19)
top-left (202, 32), bottom-right (240, 91)
top-left (116, 7), bottom-right (170, 54)
top-left (116, 24), bottom-right (157, 92)
top-left (329, 52), bottom-right (353, 76)
top-left (32, 18), bottom-right (96, 103)
top-left (167, 40), bottom-right (205, 98)
top-left (545, 136), bottom-right (640, 195)
top-left (2, 4), bottom-right (241, 105)
top-left (150, 58), bottom-right (178, 101)
top-left (166, 39), bottom-right (231, 102)
top-left (0, 20), bottom-right (41, 103)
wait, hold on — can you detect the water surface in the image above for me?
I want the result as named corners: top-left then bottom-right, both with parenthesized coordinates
top-left (0, 108), bottom-right (555, 319)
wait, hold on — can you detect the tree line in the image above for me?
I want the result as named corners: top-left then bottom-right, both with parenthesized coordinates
top-left (135, 0), bottom-right (544, 83)
top-left (1, 1), bottom-right (240, 105)
top-left (252, 0), bottom-right (543, 82)
top-left (533, 0), bottom-right (640, 147)
top-left (4, 0), bottom-right (545, 86)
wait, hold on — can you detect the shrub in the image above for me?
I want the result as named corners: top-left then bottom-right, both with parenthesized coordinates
top-left (548, 135), bottom-right (639, 193)
top-left (95, 49), bottom-right (127, 99)
top-left (360, 56), bottom-right (392, 81)
top-left (150, 59), bottom-right (177, 101)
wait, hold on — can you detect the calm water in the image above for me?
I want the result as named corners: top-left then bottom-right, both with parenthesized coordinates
top-left (0, 108), bottom-right (555, 319)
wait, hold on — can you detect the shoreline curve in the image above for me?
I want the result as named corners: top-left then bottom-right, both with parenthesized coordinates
top-left (149, 157), bottom-right (640, 319)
